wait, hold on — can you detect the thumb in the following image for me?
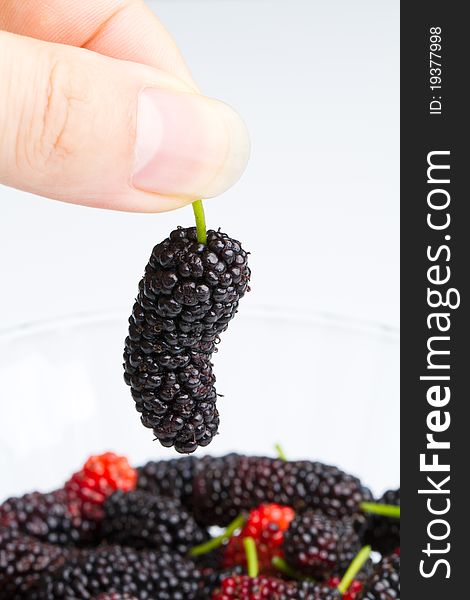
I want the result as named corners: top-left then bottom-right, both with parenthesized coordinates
top-left (0, 31), bottom-right (250, 212)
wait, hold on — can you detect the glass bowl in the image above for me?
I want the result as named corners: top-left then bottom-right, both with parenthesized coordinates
top-left (0, 306), bottom-right (399, 501)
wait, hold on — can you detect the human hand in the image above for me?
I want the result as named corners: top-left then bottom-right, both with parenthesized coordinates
top-left (0, 0), bottom-right (250, 212)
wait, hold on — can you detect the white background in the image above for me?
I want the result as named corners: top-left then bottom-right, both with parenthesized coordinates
top-left (0, 1), bottom-right (399, 494)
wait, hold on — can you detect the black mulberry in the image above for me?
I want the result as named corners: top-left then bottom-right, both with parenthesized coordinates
top-left (283, 511), bottom-right (361, 579)
top-left (38, 544), bottom-right (200, 600)
top-left (102, 490), bottom-right (207, 553)
top-left (0, 490), bottom-right (97, 547)
top-left (212, 574), bottom-right (342, 599)
top-left (295, 581), bottom-right (343, 599)
top-left (123, 227), bottom-right (250, 453)
top-left (192, 454), bottom-right (371, 527)
top-left (362, 489), bottom-right (400, 555)
top-left (196, 566), bottom-right (244, 599)
top-left (94, 595), bottom-right (138, 600)
top-left (360, 553), bottom-right (400, 599)
top-left (136, 456), bottom-right (200, 505)
top-left (0, 527), bottom-right (67, 599)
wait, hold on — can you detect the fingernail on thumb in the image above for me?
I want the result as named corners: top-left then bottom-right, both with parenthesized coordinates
top-left (132, 88), bottom-right (250, 199)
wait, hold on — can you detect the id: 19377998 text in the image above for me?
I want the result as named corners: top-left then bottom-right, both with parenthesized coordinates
top-left (429, 27), bottom-right (443, 115)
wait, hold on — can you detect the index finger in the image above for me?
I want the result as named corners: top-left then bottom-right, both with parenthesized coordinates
top-left (0, 0), bottom-right (196, 88)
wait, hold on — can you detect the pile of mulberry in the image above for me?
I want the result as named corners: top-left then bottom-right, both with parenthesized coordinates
top-left (123, 227), bottom-right (250, 454)
top-left (0, 452), bottom-right (399, 599)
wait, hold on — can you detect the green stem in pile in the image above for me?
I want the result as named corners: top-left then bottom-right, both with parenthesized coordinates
top-left (244, 536), bottom-right (259, 578)
top-left (189, 514), bottom-right (245, 556)
top-left (275, 443), bottom-right (288, 461)
top-left (271, 556), bottom-right (303, 580)
top-left (192, 200), bottom-right (207, 245)
top-left (360, 502), bottom-right (401, 518)
top-left (337, 545), bottom-right (372, 594)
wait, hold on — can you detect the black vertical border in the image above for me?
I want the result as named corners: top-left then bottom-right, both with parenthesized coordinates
top-left (401, 2), bottom-right (467, 598)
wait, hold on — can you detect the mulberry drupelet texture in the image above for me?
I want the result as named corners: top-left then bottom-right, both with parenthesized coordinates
top-left (0, 528), bottom-right (67, 599)
top-left (123, 227), bottom-right (250, 453)
top-left (196, 566), bottom-right (244, 599)
top-left (282, 511), bottom-right (361, 579)
top-left (136, 456), bottom-right (200, 505)
top-left (37, 545), bottom-right (200, 600)
top-left (94, 594), bottom-right (139, 600)
top-left (360, 553), bottom-right (400, 599)
top-left (191, 454), bottom-right (371, 527)
top-left (0, 490), bottom-right (97, 547)
top-left (212, 574), bottom-right (342, 599)
top-left (295, 581), bottom-right (343, 600)
top-left (102, 490), bottom-right (207, 553)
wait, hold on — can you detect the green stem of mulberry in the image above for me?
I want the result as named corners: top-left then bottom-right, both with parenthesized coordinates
top-left (337, 545), bottom-right (372, 594)
top-left (189, 514), bottom-right (245, 556)
top-left (244, 537), bottom-right (259, 578)
top-left (271, 557), bottom-right (306, 580)
top-left (192, 200), bottom-right (207, 245)
top-left (360, 502), bottom-right (400, 518)
top-left (274, 443), bottom-right (288, 461)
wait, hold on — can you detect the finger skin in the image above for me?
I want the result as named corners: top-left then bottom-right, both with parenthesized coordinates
top-left (0, 31), bottom-right (250, 212)
top-left (0, 0), bottom-right (196, 87)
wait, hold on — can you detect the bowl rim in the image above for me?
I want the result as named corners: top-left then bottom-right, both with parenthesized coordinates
top-left (0, 304), bottom-right (399, 342)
